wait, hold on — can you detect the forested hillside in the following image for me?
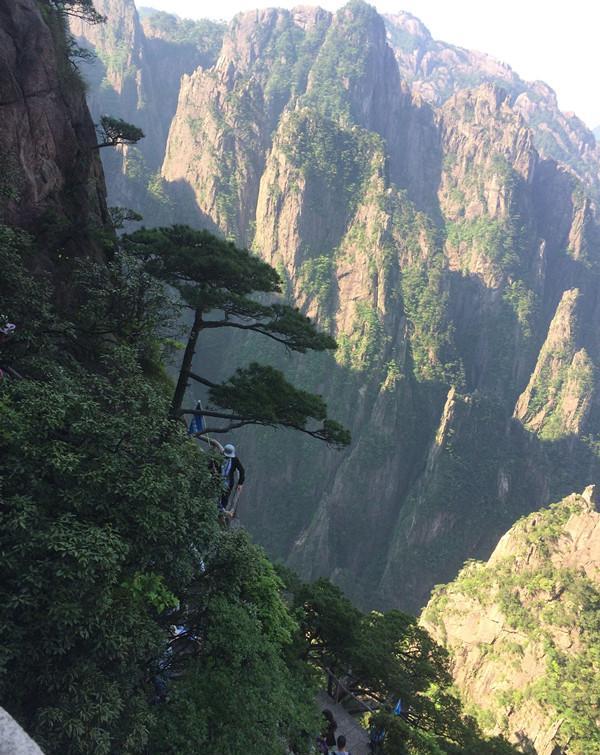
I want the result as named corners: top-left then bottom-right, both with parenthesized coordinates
top-left (74, 0), bottom-right (600, 614)
top-left (0, 1), bottom-right (520, 753)
top-left (422, 487), bottom-right (600, 755)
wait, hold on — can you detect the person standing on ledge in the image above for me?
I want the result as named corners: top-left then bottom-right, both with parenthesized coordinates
top-left (220, 443), bottom-right (245, 516)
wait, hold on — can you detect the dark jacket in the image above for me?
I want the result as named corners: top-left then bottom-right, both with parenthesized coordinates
top-left (224, 456), bottom-right (245, 489)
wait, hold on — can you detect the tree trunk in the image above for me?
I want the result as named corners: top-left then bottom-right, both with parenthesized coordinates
top-left (170, 308), bottom-right (203, 417)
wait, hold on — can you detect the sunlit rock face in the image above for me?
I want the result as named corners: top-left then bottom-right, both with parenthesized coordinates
top-left (79, 0), bottom-right (600, 613)
top-left (422, 488), bottom-right (600, 755)
top-left (384, 11), bottom-right (600, 206)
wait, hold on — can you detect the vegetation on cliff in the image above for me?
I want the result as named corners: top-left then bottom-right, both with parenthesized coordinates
top-left (422, 491), bottom-right (600, 754)
top-left (0, 7), bottom-right (521, 753)
top-left (153, 0), bottom-right (600, 616)
top-left (0, 223), bottom-right (518, 754)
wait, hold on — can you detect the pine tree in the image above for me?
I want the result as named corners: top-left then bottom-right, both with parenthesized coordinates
top-left (124, 225), bottom-right (350, 446)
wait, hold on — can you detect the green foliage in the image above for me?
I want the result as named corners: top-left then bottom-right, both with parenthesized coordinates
top-left (305, 0), bottom-right (382, 121)
top-left (0, 225), bottom-right (325, 755)
top-left (446, 217), bottom-right (521, 276)
top-left (108, 206), bottom-right (143, 229)
top-left (124, 225), bottom-right (347, 443)
top-left (151, 533), bottom-right (318, 755)
top-left (524, 347), bottom-right (594, 441)
top-left (96, 116), bottom-right (145, 149)
top-left (124, 225), bottom-right (336, 353)
top-left (142, 11), bottom-right (225, 64)
top-left (401, 261), bottom-right (463, 385)
top-left (44, 0), bottom-right (105, 24)
top-left (282, 575), bottom-right (518, 754)
top-left (208, 363), bottom-right (350, 447)
top-left (278, 108), bottom-right (378, 215)
top-left (426, 495), bottom-right (600, 754)
top-left (337, 302), bottom-right (386, 371)
top-left (124, 225), bottom-right (280, 310)
top-left (38, 0), bottom-right (90, 93)
top-left (0, 361), bottom-right (218, 754)
top-left (502, 280), bottom-right (538, 341)
top-left (298, 255), bottom-right (334, 313)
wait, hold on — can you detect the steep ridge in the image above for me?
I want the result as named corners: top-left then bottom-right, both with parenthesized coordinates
top-left (421, 487), bottom-right (600, 754)
top-left (163, 6), bottom-right (332, 242)
top-left (384, 11), bottom-right (600, 205)
top-left (0, 0), bottom-right (108, 259)
top-left (157, 1), bottom-right (600, 613)
top-left (75, 0), bottom-right (600, 613)
top-left (72, 0), bottom-right (224, 215)
top-left (1, 6), bottom-right (527, 754)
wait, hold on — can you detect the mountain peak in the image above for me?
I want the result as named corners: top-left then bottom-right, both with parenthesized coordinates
top-left (384, 9), bottom-right (432, 42)
top-left (422, 489), bottom-right (600, 753)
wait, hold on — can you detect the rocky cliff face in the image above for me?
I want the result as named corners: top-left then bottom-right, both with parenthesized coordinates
top-left (72, 1), bottom-right (224, 215)
top-left (421, 487), bottom-right (600, 754)
top-left (384, 12), bottom-right (600, 206)
top-left (158, 2), bottom-right (600, 612)
top-left (82, 0), bottom-right (600, 613)
top-left (162, 6), bottom-right (333, 242)
top-left (0, 0), bottom-right (108, 259)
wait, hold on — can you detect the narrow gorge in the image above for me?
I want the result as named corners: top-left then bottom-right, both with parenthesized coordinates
top-left (76, 0), bottom-right (600, 613)
top-left (1, 1), bottom-right (599, 753)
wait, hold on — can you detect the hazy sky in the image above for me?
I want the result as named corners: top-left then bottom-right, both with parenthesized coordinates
top-left (142, 0), bottom-right (600, 128)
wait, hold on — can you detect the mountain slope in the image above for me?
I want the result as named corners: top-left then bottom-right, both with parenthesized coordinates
top-left (384, 12), bottom-right (600, 206)
top-left (72, 0), bottom-right (225, 215)
top-left (422, 487), bottom-right (600, 755)
top-left (158, 1), bottom-right (600, 612)
top-left (77, 0), bottom-right (600, 613)
top-left (0, 0), bottom-right (108, 259)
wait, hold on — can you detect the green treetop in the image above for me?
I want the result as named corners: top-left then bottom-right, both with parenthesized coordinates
top-left (124, 225), bottom-right (350, 447)
top-left (45, 0), bottom-right (105, 24)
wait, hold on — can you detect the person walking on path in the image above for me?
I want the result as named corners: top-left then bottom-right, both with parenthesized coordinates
top-left (331, 734), bottom-right (351, 755)
top-left (317, 709), bottom-right (337, 753)
top-left (219, 443), bottom-right (245, 516)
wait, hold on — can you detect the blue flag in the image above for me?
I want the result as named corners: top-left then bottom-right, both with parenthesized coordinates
top-left (189, 402), bottom-right (206, 435)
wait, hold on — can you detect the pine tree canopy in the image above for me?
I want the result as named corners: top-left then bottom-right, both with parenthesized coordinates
top-left (123, 225), bottom-right (345, 439)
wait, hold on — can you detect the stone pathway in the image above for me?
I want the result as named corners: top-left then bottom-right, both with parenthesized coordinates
top-left (316, 690), bottom-right (370, 755)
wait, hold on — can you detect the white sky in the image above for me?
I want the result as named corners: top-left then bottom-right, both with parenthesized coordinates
top-left (141, 0), bottom-right (600, 129)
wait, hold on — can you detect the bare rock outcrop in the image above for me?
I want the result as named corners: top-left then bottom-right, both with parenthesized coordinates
top-left (422, 490), bottom-right (600, 754)
top-left (85, 0), bottom-right (600, 615)
top-left (0, 708), bottom-right (44, 755)
top-left (384, 11), bottom-right (600, 205)
top-left (0, 0), bottom-right (108, 255)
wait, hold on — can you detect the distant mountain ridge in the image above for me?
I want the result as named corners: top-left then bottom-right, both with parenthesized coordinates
top-left (384, 11), bottom-right (600, 205)
top-left (75, 1), bottom-right (600, 613)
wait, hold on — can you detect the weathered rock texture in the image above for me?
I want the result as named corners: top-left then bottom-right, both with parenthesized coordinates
top-left (384, 11), bottom-right (600, 205)
top-left (85, 0), bottom-right (600, 613)
top-left (0, 0), bottom-right (108, 258)
top-left (72, 0), bottom-right (224, 216)
top-left (0, 707), bottom-right (45, 755)
top-left (421, 489), bottom-right (600, 754)
top-left (158, 2), bottom-right (600, 613)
